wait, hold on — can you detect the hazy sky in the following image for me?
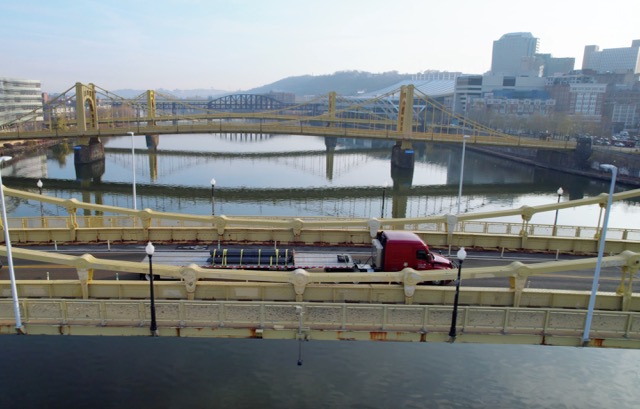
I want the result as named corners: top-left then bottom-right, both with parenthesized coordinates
top-left (2, 0), bottom-right (639, 93)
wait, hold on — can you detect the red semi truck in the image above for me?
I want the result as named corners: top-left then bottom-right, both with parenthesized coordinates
top-left (371, 230), bottom-right (453, 272)
top-left (206, 230), bottom-right (453, 274)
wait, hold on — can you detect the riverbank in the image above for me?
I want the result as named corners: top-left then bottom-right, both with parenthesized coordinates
top-left (470, 145), bottom-right (640, 187)
top-left (0, 139), bottom-right (63, 161)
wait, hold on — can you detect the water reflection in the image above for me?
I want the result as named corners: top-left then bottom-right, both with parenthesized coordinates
top-left (1, 336), bottom-right (639, 409)
top-left (0, 133), bottom-right (638, 228)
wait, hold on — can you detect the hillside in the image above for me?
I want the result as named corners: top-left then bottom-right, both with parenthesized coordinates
top-left (248, 70), bottom-right (414, 96)
top-left (108, 70), bottom-right (424, 98)
top-left (111, 87), bottom-right (229, 99)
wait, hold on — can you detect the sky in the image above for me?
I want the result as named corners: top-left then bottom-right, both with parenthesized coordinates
top-left (2, 0), bottom-right (639, 94)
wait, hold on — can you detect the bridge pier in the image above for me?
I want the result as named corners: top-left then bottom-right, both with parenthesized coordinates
top-left (73, 137), bottom-right (104, 164)
top-left (145, 134), bottom-right (159, 150)
top-left (391, 141), bottom-right (415, 170)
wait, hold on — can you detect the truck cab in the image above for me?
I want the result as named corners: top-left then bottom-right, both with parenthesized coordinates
top-left (373, 231), bottom-right (453, 272)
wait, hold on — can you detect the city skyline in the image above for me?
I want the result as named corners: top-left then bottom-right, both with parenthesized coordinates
top-left (2, 0), bottom-right (639, 93)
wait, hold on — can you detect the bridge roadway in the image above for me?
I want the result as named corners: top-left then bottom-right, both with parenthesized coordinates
top-left (1, 243), bottom-right (640, 348)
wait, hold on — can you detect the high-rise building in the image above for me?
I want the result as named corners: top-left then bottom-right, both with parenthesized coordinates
top-left (0, 77), bottom-right (43, 127)
top-left (582, 40), bottom-right (640, 74)
top-left (491, 32), bottom-right (540, 77)
top-left (536, 54), bottom-right (575, 77)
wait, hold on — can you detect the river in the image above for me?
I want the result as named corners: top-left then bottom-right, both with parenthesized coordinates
top-left (1, 133), bottom-right (640, 408)
top-left (1, 336), bottom-right (639, 408)
top-left (2, 133), bottom-right (640, 228)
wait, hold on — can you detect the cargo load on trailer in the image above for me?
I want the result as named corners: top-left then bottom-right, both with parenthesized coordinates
top-left (207, 247), bottom-right (359, 272)
top-left (205, 231), bottom-right (454, 277)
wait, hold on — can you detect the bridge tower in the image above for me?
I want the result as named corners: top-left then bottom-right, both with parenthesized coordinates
top-left (392, 85), bottom-right (415, 169)
top-left (328, 91), bottom-right (337, 124)
top-left (75, 82), bottom-right (99, 132)
top-left (397, 85), bottom-right (414, 134)
top-left (73, 83), bottom-right (105, 164)
top-left (147, 90), bottom-right (156, 125)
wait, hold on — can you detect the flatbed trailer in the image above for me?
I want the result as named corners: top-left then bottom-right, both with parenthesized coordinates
top-left (207, 248), bottom-right (367, 272)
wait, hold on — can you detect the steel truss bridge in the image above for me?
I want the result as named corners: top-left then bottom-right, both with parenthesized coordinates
top-left (1, 186), bottom-right (640, 347)
top-left (1, 82), bottom-right (576, 150)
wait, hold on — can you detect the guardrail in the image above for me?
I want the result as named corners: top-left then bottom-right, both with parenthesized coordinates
top-left (2, 186), bottom-right (640, 253)
top-left (1, 299), bottom-right (637, 348)
top-left (1, 247), bottom-right (639, 311)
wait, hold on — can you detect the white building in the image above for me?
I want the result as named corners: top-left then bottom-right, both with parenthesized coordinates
top-left (582, 40), bottom-right (640, 74)
top-left (491, 32), bottom-right (540, 77)
top-left (453, 74), bottom-right (547, 115)
top-left (0, 77), bottom-right (43, 127)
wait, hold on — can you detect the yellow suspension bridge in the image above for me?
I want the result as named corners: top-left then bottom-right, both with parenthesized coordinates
top-left (1, 186), bottom-right (639, 348)
top-left (1, 82), bottom-right (576, 151)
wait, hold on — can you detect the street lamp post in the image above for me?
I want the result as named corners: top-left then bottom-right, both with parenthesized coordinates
top-left (553, 187), bottom-right (563, 236)
top-left (0, 156), bottom-right (24, 333)
top-left (380, 182), bottom-right (387, 218)
top-left (448, 247), bottom-right (467, 342)
top-left (582, 165), bottom-right (617, 345)
top-left (128, 131), bottom-right (137, 210)
top-left (145, 241), bottom-right (158, 336)
top-left (457, 135), bottom-right (471, 214)
top-left (210, 178), bottom-right (216, 216)
top-left (37, 179), bottom-right (44, 222)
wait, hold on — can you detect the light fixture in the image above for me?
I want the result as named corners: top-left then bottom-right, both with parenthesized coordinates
top-left (448, 246), bottom-right (467, 342)
top-left (145, 241), bottom-right (158, 336)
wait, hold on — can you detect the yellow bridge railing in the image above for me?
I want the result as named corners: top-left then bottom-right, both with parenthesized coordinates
top-left (1, 246), bottom-right (639, 309)
top-left (2, 299), bottom-right (638, 348)
top-left (1, 247), bottom-right (639, 347)
top-left (2, 186), bottom-right (640, 254)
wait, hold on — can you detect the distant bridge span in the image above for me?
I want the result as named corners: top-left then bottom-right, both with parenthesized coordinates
top-left (1, 82), bottom-right (577, 151)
